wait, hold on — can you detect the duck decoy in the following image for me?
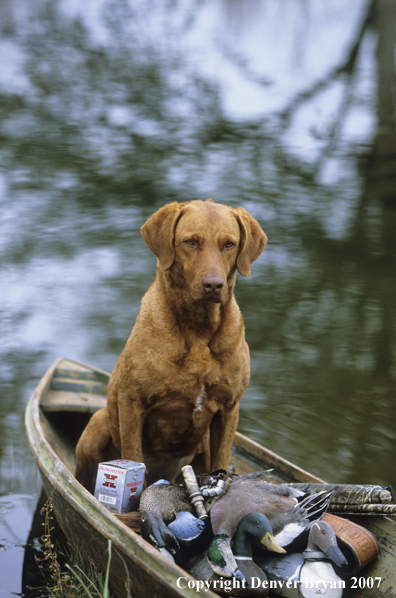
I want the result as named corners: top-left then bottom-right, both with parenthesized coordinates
top-left (140, 480), bottom-right (194, 519)
top-left (188, 512), bottom-right (286, 597)
top-left (255, 520), bottom-right (348, 598)
top-left (140, 510), bottom-right (180, 561)
top-left (139, 481), bottom-right (209, 561)
top-left (210, 472), bottom-right (333, 550)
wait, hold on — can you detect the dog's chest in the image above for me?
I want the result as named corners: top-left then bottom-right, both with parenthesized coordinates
top-left (143, 337), bottom-right (246, 411)
top-left (189, 380), bottom-right (237, 417)
top-left (176, 343), bottom-right (231, 381)
top-left (180, 343), bottom-right (243, 393)
top-left (192, 385), bottom-right (206, 414)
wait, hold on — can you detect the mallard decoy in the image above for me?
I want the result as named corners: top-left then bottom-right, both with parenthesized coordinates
top-left (188, 512), bottom-right (286, 596)
top-left (255, 520), bottom-right (348, 598)
top-left (139, 481), bottom-right (208, 561)
top-left (210, 472), bottom-right (333, 551)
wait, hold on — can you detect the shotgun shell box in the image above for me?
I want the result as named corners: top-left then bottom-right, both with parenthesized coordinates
top-left (94, 459), bottom-right (146, 514)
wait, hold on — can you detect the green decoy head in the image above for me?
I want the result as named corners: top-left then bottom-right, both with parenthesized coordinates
top-left (208, 534), bottom-right (230, 569)
top-left (207, 534), bottom-right (245, 580)
top-left (207, 513), bottom-right (286, 580)
top-left (233, 513), bottom-right (286, 557)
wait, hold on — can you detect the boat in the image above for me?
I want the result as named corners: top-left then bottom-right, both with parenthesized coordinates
top-left (25, 357), bottom-right (396, 598)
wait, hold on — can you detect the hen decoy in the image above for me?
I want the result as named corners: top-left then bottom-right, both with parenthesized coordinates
top-left (139, 481), bottom-right (208, 561)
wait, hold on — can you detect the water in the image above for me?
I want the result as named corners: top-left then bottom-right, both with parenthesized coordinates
top-left (1, 0), bottom-right (395, 594)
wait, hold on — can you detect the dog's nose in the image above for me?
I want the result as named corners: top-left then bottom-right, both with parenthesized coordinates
top-left (202, 274), bottom-right (224, 294)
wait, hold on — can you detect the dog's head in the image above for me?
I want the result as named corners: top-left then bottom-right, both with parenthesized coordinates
top-left (141, 199), bottom-right (267, 304)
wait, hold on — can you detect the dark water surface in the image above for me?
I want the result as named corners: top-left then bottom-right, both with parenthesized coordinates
top-left (1, 0), bottom-right (396, 595)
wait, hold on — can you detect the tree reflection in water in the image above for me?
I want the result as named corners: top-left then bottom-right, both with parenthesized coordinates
top-left (0, 1), bottom-right (395, 592)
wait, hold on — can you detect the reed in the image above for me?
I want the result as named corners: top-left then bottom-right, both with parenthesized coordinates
top-left (36, 498), bottom-right (113, 598)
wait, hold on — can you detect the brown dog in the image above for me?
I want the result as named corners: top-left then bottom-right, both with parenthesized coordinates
top-left (75, 199), bottom-right (266, 491)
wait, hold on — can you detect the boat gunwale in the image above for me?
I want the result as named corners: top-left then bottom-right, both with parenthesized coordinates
top-left (25, 357), bottom-right (217, 598)
top-left (232, 431), bottom-right (325, 484)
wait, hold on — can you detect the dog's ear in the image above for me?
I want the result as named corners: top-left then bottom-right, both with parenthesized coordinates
top-left (141, 202), bottom-right (184, 271)
top-left (235, 208), bottom-right (267, 277)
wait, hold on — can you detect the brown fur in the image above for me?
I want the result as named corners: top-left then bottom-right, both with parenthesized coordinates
top-left (75, 199), bottom-right (267, 491)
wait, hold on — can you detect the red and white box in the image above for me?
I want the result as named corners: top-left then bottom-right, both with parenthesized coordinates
top-left (94, 459), bottom-right (146, 514)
